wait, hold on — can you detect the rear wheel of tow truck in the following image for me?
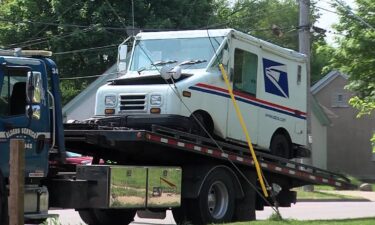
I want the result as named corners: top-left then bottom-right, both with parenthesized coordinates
top-left (78, 209), bottom-right (136, 225)
top-left (189, 169), bottom-right (235, 224)
top-left (270, 133), bottom-right (291, 159)
top-left (0, 170), bottom-right (8, 225)
top-left (172, 199), bottom-right (195, 225)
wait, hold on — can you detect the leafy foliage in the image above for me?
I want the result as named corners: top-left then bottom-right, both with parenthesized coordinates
top-left (0, 0), bottom-right (215, 104)
top-left (214, 0), bottom-right (328, 82)
top-left (214, 0), bottom-right (300, 50)
top-left (0, 0), bottom-right (333, 104)
top-left (329, 0), bottom-right (375, 142)
top-left (331, 0), bottom-right (375, 99)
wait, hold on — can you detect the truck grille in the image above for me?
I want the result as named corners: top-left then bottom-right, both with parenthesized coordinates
top-left (119, 94), bottom-right (147, 112)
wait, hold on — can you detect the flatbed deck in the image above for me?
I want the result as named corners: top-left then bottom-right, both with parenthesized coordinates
top-left (63, 123), bottom-right (355, 190)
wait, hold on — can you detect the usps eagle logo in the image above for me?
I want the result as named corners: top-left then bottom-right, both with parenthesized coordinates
top-left (263, 58), bottom-right (289, 98)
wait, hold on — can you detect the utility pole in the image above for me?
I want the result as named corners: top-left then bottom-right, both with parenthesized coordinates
top-left (299, 0), bottom-right (313, 192)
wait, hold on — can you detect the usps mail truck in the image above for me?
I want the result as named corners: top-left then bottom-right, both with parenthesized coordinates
top-left (95, 29), bottom-right (308, 159)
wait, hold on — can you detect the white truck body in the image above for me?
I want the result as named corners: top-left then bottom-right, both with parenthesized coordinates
top-left (95, 29), bottom-right (307, 153)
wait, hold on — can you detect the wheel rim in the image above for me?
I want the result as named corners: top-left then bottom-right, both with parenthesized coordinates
top-left (207, 181), bottom-right (229, 219)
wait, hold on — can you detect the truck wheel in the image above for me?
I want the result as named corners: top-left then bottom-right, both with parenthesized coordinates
top-left (190, 169), bottom-right (235, 224)
top-left (270, 134), bottom-right (291, 159)
top-left (172, 199), bottom-right (194, 225)
top-left (78, 210), bottom-right (100, 225)
top-left (190, 112), bottom-right (213, 137)
top-left (79, 209), bottom-right (136, 225)
top-left (0, 170), bottom-right (8, 225)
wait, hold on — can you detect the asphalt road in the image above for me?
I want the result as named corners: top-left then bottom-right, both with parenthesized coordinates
top-left (49, 202), bottom-right (375, 225)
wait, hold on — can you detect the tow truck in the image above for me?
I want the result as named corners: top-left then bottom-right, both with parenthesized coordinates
top-left (0, 47), bottom-right (354, 225)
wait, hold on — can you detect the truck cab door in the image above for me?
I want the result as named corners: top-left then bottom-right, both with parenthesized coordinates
top-left (0, 62), bottom-right (50, 178)
top-left (226, 38), bottom-right (260, 145)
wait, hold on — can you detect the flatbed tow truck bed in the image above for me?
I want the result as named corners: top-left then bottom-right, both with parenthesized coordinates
top-left (50, 121), bottom-right (357, 224)
top-left (63, 123), bottom-right (355, 190)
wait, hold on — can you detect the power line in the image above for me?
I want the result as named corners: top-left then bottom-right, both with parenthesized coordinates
top-left (60, 71), bottom-right (118, 80)
top-left (29, 0), bottom-right (81, 40)
top-left (316, 6), bottom-right (338, 15)
top-left (6, 27), bottom-right (91, 48)
top-left (54, 44), bottom-right (117, 55)
top-left (5, 27), bottom-right (95, 49)
top-left (104, 0), bottom-right (127, 30)
top-left (0, 18), bottom-right (128, 31)
top-left (334, 0), bottom-right (375, 31)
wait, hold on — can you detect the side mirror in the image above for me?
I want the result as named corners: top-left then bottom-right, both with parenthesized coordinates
top-left (27, 72), bottom-right (42, 104)
top-left (171, 66), bottom-right (182, 80)
top-left (221, 49), bottom-right (229, 66)
top-left (160, 65), bottom-right (172, 80)
top-left (160, 65), bottom-right (182, 80)
top-left (26, 71), bottom-right (35, 104)
top-left (119, 45), bottom-right (128, 60)
top-left (26, 71), bottom-right (43, 120)
top-left (118, 45), bottom-right (128, 73)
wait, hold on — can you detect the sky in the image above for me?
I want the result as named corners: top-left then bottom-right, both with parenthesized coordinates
top-left (315, 0), bottom-right (356, 44)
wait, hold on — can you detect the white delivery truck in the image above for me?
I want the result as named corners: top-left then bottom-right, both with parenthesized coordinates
top-left (95, 29), bottom-right (308, 159)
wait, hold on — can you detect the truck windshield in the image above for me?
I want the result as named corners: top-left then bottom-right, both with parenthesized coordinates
top-left (130, 37), bottom-right (224, 72)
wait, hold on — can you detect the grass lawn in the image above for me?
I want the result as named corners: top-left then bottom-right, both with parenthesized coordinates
top-left (294, 186), bottom-right (362, 200)
top-left (227, 217), bottom-right (375, 225)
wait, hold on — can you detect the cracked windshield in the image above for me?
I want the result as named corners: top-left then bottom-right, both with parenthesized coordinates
top-left (130, 37), bottom-right (224, 72)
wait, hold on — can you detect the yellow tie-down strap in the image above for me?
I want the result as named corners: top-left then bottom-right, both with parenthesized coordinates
top-left (219, 63), bottom-right (269, 198)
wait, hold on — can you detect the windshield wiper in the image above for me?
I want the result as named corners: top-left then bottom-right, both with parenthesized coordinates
top-left (179, 59), bottom-right (207, 66)
top-left (137, 60), bottom-right (178, 74)
top-left (152, 60), bottom-right (178, 66)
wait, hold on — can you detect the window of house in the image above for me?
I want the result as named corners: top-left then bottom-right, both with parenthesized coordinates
top-left (331, 92), bottom-right (348, 108)
top-left (233, 48), bottom-right (258, 96)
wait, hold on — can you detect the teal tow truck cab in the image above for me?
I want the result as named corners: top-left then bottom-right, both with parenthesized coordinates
top-left (0, 50), bottom-right (65, 224)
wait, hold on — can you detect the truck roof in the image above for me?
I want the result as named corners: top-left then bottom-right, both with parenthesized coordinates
top-left (135, 29), bottom-right (232, 40)
top-left (135, 28), bottom-right (306, 62)
top-left (0, 49), bottom-right (52, 57)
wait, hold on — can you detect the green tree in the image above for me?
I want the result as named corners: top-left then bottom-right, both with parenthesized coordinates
top-left (333, 1), bottom-right (374, 109)
top-left (330, 0), bottom-right (375, 142)
top-left (214, 0), bottom-right (328, 82)
top-left (0, 0), bottom-right (216, 104)
top-left (332, 0), bottom-right (375, 101)
top-left (311, 41), bottom-right (336, 84)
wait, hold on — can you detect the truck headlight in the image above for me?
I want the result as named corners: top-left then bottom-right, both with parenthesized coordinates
top-left (105, 95), bottom-right (117, 107)
top-left (150, 94), bottom-right (162, 106)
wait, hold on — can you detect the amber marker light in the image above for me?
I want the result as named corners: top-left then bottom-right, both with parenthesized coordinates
top-left (183, 91), bottom-right (191, 97)
top-left (150, 108), bottom-right (161, 114)
top-left (105, 109), bottom-right (115, 115)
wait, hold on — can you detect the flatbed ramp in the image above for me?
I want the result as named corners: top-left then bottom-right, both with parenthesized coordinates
top-left (64, 123), bottom-right (355, 190)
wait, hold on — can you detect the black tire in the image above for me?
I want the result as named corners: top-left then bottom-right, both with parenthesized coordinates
top-left (190, 112), bottom-right (213, 137)
top-left (0, 170), bottom-right (8, 225)
top-left (270, 134), bottom-right (291, 159)
top-left (190, 169), bottom-right (235, 224)
top-left (172, 199), bottom-right (194, 225)
top-left (79, 209), bottom-right (136, 225)
top-left (171, 206), bottom-right (184, 225)
top-left (78, 210), bottom-right (100, 225)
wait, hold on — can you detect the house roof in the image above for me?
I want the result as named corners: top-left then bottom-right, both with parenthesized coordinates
top-left (62, 64), bottom-right (118, 116)
top-left (311, 70), bottom-right (348, 95)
